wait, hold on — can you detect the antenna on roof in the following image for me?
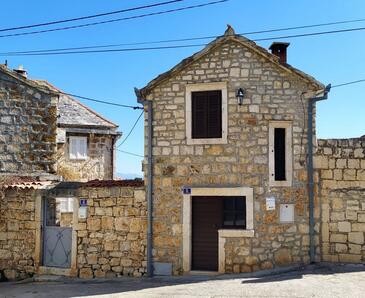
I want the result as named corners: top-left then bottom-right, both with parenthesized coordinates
top-left (4, 60), bottom-right (8, 67)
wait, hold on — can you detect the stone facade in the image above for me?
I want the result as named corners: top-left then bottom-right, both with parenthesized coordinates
top-left (139, 34), bottom-right (323, 274)
top-left (0, 182), bottom-right (146, 280)
top-left (76, 185), bottom-right (147, 278)
top-left (0, 66), bottom-right (57, 175)
top-left (0, 188), bottom-right (38, 280)
top-left (315, 138), bottom-right (365, 263)
top-left (56, 133), bottom-right (115, 181)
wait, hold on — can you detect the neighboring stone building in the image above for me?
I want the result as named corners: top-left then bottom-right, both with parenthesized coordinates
top-left (0, 64), bottom-right (121, 182)
top-left (136, 26), bottom-right (336, 275)
top-left (0, 64), bottom-right (58, 177)
top-left (36, 81), bottom-right (122, 181)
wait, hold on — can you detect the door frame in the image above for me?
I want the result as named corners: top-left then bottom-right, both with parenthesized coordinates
top-left (182, 187), bottom-right (254, 273)
top-left (34, 193), bottom-right (79, 276)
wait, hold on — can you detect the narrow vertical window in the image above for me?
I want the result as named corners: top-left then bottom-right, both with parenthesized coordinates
top-left (269, 122), bottom-right (292, 186)
top-left (274, 128), bottom-right (286, 181)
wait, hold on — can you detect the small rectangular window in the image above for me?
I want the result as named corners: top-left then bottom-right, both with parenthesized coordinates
top-left (69, 136), bottom-right (88, 160)
top-left (274, 128), bottom-right (286, 181)
top-left (192, 90), bottom-right (222, 139)
top-left (223, 197), bottom-right (246, 229)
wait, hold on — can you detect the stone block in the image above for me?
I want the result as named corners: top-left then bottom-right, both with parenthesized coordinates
top-left (115, 217), bottom-right (129, 232)
top-left (330, 234), bottom-right (347, 243)
top-left (335, 243), bottom-right (347, 253)
top-left (101, 216), bottom-right (114, 230)
top-left (87, 218), bottom-right (101, 231)
top-left (337, 221), bottom-right (351, 233)
top-left (339, 254), bottom-right (362, 263)
top-left (352, 223), bottom-right (365, 232)
top-left (79, 268), bottom-right (93, 279)
top-left (348, 232), bottom-right (364, 244)
top-left (332, 198), bottom-right (343, 210)
top-left (274, 248), bottom-right (292, 265)
top-left (314, 156), bottom-right (328, 169)
top-left (358, 214), bottom-right (365, 222)
top-left (348, 244), bottom-right (361, 254)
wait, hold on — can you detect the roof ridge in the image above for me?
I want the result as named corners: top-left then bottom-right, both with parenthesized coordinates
top-left (34, 80), bottom-right (118, 128)
top-left (138, 31), bottom-right (324, 98)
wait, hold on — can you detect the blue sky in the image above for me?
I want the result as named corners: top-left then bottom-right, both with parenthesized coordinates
top-left (1, 0), bottom-right (364, 176)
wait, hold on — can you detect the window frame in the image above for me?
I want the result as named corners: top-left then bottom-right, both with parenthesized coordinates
top-left (269, 121), bottom-right (293, 187)
top-left (68, 135), bottom-right (88, 160)
top-left (185, 82), bottom-right (228, 145)
top-left (222, 196), bottom-right (246, 229)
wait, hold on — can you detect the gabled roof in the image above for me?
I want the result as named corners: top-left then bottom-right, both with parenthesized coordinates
top-left (138, 26), bottom-right (324, 98)
top-left (35, 80), bottom-right (118, 129)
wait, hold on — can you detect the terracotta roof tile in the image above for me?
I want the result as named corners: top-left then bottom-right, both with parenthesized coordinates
top-left (83, 179), bottom-right (144, 188)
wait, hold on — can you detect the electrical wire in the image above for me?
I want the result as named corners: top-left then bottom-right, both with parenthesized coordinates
top-left (2, 25), bottom-right (365, 56)
top-left (117, 111), bottom-right (144, 148)
top-left (0, 0), bottom-right (185, 33)
top-left (116, 149), bottom-right (144, 158)
top-left (331, 79), bottom-right (365, 88)
top-left (0, 0), bottom-right (229, 39)
top-left (0, 76), bottom-right (142, 110)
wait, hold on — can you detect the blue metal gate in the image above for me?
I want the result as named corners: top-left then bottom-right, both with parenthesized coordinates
top-left (43, 198), bottom-right (73, 268)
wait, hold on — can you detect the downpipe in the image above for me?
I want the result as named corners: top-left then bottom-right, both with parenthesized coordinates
top-left (307, 84), bottom-right (331, 263)
top-left (135, 88), bottom-right (154, 277)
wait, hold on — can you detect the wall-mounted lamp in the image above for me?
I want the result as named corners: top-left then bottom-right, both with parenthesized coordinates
top-left (236, 88), bottom-right (245, 105)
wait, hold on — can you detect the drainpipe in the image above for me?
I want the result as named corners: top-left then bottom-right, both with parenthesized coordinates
top-left (307, 84), bottom-right (331, 263)
top-left (134, 88), bottom-right (153, 277)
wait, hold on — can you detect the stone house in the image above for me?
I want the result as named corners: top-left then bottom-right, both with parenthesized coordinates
top-left (0, 65), bottom-right (121, 182)
top-left (0, 64), bottom-right (58, 178)
top-left (135, 26), bottom-right (364, 275)
top-left (36, 81), bottom-right (122, 181)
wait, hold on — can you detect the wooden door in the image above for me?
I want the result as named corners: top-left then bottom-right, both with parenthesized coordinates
top-left (192, 196), bottom-right (222, 271)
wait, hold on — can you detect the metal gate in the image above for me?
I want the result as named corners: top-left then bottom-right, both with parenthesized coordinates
top-left (42, 197), bottom-right (73, 268)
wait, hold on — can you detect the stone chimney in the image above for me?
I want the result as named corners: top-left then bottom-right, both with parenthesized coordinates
top-left (269, 42), bottom-right (290, 64)
top-left (13, 65), bottom-right (27, 78)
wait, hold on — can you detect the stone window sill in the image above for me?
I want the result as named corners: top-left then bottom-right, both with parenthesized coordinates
top-left (186, 137), bottom-right (227, 145)
top-left (218, 229), bottom-right (254, 238)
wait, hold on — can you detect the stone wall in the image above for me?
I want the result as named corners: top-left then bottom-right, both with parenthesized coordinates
top-left (144, 40), bottom-right (319, 274)
top-left (56, 134), bottom-right (114, 181)
top-left (0, 69), bottom-right (57, 174)
top-left (315, 138), bottom-right (365, 263)
top-left (0, 182), bottom-right (146, 280)
top-left (0, 188), bottom-right (38, 280)
top-left (76, 185), bottom-right (147, 278)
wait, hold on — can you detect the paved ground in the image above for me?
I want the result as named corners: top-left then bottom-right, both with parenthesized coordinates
top-left (0, 263), bottom-right (364, 298)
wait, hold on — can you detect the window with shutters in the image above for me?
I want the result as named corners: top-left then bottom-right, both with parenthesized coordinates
top-left (192, 90), bottom-right (222, 139)
top-left (269, 121), bottom-right (293, 187)
top-left (69, 136), bottom-right (88, 160)
top-left (186, 82), bottom-right (228, 145)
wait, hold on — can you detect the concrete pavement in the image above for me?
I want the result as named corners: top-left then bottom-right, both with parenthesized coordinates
top-left (0, 263), bottom-right (364, 298)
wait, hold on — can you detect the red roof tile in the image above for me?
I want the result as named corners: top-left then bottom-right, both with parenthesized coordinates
top-left (83, 179), bottom-right (144, 188)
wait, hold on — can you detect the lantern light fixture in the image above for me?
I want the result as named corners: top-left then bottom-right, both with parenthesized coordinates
top-left (236, 88), bottom-right (245, 105)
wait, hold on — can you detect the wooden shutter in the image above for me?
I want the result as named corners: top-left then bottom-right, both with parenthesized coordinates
top-left (207, 90), bottom-right (222, 138)
top-left (192, 90), bottom-right (222, 139)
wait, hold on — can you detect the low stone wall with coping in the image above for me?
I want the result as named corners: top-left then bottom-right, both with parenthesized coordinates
top-left (315, 138), bottom-right (365, 263)
top-left (0, 180), bottom-right (146, 280)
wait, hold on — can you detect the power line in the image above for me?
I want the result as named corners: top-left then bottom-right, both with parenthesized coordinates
top-left (0, 76), bottom-right (142, 110)
top-left (0, 0), bottom-right (229, 39)
top-left (116, 149), bottom-right (144, 158)
top-left (2, 25), bottom-right (365, 56)
top-left (0, 14), bottom-right (364, 53)
top-left (117, 111), bottom-right (144, 148)
top-left (0, 0), bottom-right (185, 33)
top-left (332, 79), bottom-right (365, 88)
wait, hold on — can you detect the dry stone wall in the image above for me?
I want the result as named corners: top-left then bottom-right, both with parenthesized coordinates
top-left (0, 71), bottom-right (57, 174)
top-left (315, 138), bottom-right (365, 263)
top-left (144, 40), bottom-right (319, 274)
